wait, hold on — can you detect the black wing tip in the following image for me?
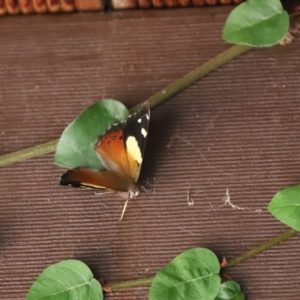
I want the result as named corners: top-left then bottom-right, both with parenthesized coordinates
top-left (139, 101), bottom-right (150, 114)
top-left (60, 180), bottom-right (82, 188)
top-left (59, 170), bottom-right (82, 188)
top-left (128, 101), bottom-right (150, 122)
top-left (141, 101), bottom-right (150, 108)
top-left (95, 101), bottom-right (150, 147)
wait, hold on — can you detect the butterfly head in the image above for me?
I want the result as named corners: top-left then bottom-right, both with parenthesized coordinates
top-left (128, 184), bottom-right (140, 199)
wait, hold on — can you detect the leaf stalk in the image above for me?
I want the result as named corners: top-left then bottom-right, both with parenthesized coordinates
top-left (109, 277), bottom-right (154, 291)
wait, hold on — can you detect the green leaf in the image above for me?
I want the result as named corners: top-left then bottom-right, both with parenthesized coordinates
top-left (149, 248), bottom-right (221, 300)
top-left (54, 99), bottom-right (129, 169)
top-left (222, 0), bottom-right (289, 47)
top-left (26, 260), bottom-right (103, 300)
top-left (268, 184), bottom-right (300, 231)
top-left (215, 281), bottom-right (244, 300)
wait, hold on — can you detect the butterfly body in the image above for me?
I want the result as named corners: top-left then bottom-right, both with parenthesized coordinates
top-left (60, 102), bottom-right (150, 201)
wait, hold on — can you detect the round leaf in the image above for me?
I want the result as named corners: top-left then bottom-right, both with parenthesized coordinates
top-left (54, 99), bottom-right (129, 170)
top-left (149, 248), bottom-right (221, 300)
top-left (26, 260), bottom-right (103, 300)
top-left (215, 281), bottom-right (244, 300)
top-left (222, 0), bottom-right (289, 47)
top-left (268, 184), bottom-right (300, 231)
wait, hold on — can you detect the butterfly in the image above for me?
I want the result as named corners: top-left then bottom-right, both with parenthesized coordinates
top-left (60, 102), bottom-right (150, 220)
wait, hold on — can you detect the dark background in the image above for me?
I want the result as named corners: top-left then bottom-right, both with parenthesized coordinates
top-left (1, 6), bottom-right (300, 299)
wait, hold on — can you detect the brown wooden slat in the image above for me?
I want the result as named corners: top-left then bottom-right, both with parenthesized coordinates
top-left (0, 7), bottom-right (300, 300)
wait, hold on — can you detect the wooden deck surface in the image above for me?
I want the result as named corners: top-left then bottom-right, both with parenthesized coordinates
top-left (1, 7), bottom-right (300, 299)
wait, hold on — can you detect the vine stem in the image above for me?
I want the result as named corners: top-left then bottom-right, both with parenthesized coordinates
top-left (226, 227), bottom-right (298, 267)
top-left (0, 139), bottom-right (59, 168)
top-left (106, 228), bottom-right (298, 291)
top-left (108, 277), bottom-right (154, 291)
top-left (131, 44), bottom-right (252, 113)
top-left (0, 44), bottom-right (251, 168)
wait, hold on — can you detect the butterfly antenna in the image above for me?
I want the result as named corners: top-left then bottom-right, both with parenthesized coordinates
top-left (119, 198), bottom-right (129, 221)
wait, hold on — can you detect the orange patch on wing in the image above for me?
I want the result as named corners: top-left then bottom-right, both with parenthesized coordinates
top-left (95, 129), bottom-right (132, 180)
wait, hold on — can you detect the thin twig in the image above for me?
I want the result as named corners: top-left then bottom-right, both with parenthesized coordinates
top-left (104, 228), bottom-right (298, 291)
top-left (0, 44), bottom-right (252, 168)
top-left (226, 228), bottom-right (299, 267)
top-left (102, 228), bottom-right (298, 291)
top-left (109, 277), bottom-right (154, 291)
top-left (0, 139), bottom-right (59, 167)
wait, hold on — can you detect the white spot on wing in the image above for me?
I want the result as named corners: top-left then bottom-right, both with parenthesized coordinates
top-left (126, 136), bottom-right (142, 164)
top-left (138, 118), bottom-right (142, 123)
top-left (145, 114), bottom-right (149, 120)
top-left (141, 128), bottom-right (147, 137)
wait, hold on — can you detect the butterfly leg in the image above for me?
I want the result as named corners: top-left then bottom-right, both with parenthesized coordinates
top-left (119, 197), bottom-right (129, 221)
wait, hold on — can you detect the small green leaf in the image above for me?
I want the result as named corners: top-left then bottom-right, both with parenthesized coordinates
top-left (149, 248), bottom-right (221, 300)
top-left (26, 260), bottom-right (103, 300)
top-left (54, 99), bottom-right (129, 170)
top-left (223, 0), bottom-right (289, 47)
top-left (215, 281), bottom-right (244, 300)
top-left (268, 184), bottom-right (300, 231)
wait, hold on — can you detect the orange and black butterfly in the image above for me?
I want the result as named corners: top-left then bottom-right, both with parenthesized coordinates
top-left (60, 102), bottom-right (150, 219)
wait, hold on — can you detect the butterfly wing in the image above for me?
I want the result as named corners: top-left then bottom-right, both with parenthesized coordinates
top-left (123, 102), bottom-right (150, 181)
top-left (60, 102), bottom-right (150, 194)
top-left (60, 168), bottom-right (134, 193)
top-left (95, 102), bottom-right (150, 182)
top-left (94, 127), bottom-right (132, 179)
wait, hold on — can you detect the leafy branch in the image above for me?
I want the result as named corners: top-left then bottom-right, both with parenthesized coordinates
top-left (98, 227), bottom-right (300, 291)
top-left (0, 44), bottom-right (251, 168)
